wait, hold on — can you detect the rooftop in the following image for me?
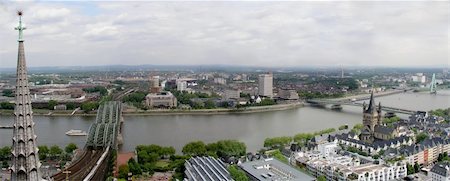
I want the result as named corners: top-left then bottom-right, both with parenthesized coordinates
top-left (147, 91), bottom-right (175, 97)
top-left (240, 158), bottom-right (314, 181)
top-left (431, 162), bottom-right (450, 177)
top-left (185, 156), bottom-right (232, 181)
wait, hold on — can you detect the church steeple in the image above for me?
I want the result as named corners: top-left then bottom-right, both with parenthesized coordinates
top-left (10, 11), bottom-right (42, 181)
top-left (364, 90), bottom-right (375, 113)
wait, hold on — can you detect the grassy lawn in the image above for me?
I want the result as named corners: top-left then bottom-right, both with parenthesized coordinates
top-left (155, 160), bottom-right (170, 168)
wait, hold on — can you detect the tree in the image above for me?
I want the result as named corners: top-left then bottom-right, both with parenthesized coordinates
top-left (66, 102), bottom-right (77, 110)
top-left (383, 116), bottom-right (401, 126)
top-left (0, 146), bottom-right (11, 161)
top-left (81, 101), bottom-right (99, 112)
top-left (182, 141), bottom-right (207, 156)
top-left (160, 147), bottom-right (176, 158)
top-left (83, 86), bottom-right (108, 96)
top-left (137, 150), bottom-right (149, 164)
top-left (2, 89), bottom-right (14, 97)
top-left (118, 164), bottom-right (130, 179)
top-left (438, 153), bottom-right (444, 162)
top-left (48, 100), bottom-right (58, 110)
top-left (317, 175), bottom-right (326, 181)
top-left (215, 140), bottom-right (246, 158)
top-left (264, 136), bottom-right (292, 148)
top-left (204, 100), bottom-right (216, 109)
top-left (415, 133), bottom-right (428, 143)
top-left (2, 160), bottom-right (8, 168)
top-left (65, 143), bottom-right (77, 154)
top-left (206, 143), bottom-right (219, 157)
top-left (122, 92), bottom-right (146, 103)
top-left (0, 102), bottom-right (14, 110)
top-left (353, 124), bottom-right (364, 130)
top-left (38, 146), bottom-right (49, 160)
top-left (338, 125), bottom-right (348, 130)
top-left (414, 162), bottom-right (420, 173)
top-left (257, 99), bottom-right (276, 106)
top-left (407, 163), bottom-right (415, 174)
top-left (228, 165), bottom-right (248, 181)
top-left (49, 145), bottom-right (63, 159)
top-left (128, 158), bottom-right (142, 175)
top-left (147, 153), bottom-right (159, 163)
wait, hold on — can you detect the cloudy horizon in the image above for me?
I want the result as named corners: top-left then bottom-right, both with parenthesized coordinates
top-left (0, 1), bottom-right (448, 68)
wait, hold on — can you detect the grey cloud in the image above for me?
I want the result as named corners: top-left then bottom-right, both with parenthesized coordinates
top-left (0, 1), bottom-right (448, 68)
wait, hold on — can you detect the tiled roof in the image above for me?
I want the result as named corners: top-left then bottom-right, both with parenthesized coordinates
top-left (431, 162), bottom-right (450, 177)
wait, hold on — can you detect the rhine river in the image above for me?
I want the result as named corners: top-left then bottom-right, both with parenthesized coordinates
top-left (0, 90), bottom-right (449, 152)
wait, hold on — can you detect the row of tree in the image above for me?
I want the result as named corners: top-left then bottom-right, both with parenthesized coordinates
top-left (0, 102), bottom-right (14, 110)
top-left (37, 143), bottom-right (78, 161)
top-left (297, 90), bottom-right (344, 99)
top-left (430, 108), bottom-right (450, 117)
top-left (120, 140), bottom-right (247, 180)
top-left (263, 128), bottom-right (337, 149)
top-left (0, 143), bottom-right (77, 168)
top-left (171, 90), bottom-right (217, 105)
top-left (228, 165), bottom-right (248, 181)
top-left (383, 116), bottom-right (401, 127)
top-left (406, 162), bottom-right (421, 175)
top-left (136, 145), bottom-right (176, 164)
top-left (83, 86), bottom-right (108, 96)
top-left (2, 89), bottom-right (14, 97)
top-left (119, 144), bottom-right (185, 180)
top-left (182, 140), bottom-right (246, 158)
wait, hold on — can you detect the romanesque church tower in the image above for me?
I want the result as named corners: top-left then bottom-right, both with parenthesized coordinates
top-left (360, 91), bottom-right (382, 143)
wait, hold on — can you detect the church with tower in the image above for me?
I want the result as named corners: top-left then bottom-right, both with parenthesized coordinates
top-left (331, 90), bottom-right (412, 154)
top-left (359, 91), bottom-right (399, 143)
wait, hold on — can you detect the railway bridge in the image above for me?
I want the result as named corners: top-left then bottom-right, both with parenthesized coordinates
top-left (307, 99), bottom-right (416, 115)
top-left (306, 89), bottom-right (418, 115)
top-left (52, 101), bottom-right (123, 181)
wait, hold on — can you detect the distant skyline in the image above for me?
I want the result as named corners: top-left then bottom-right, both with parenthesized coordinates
top-left (0, 1), bottom-right (448, 68)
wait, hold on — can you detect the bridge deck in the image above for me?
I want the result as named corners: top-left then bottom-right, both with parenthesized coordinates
top-left (307, 99), bottom-right (416, 114)
top-left (52, 149), bottom-right (105, 181)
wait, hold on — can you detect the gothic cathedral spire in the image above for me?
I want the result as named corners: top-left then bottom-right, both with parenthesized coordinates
top-left (11, 11), bottom-right (42, 181)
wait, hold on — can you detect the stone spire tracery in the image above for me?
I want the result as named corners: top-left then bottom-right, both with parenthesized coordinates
top-left (10, 11), bottom-right (42, 181)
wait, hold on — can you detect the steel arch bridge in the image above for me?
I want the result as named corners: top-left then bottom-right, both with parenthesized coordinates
top-left (86, 101), bottom-right (123, 149)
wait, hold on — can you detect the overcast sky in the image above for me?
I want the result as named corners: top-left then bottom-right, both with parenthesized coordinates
top-left (0, 1), bottom-right (448, 68)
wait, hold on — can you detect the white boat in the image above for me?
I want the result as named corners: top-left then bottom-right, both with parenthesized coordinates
top-left (65, 129), bottom-right (87, 136)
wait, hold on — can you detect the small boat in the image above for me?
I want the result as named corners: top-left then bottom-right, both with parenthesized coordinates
top-left (65, 129), bottom-right (87, 136)
top-left (331, 104), bottom-right (343, 110)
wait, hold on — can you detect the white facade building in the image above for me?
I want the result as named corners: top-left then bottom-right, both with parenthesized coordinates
top-left (150, 76), bottom-right (160, 87)
top-left (318, 142), bottom-right (338, 158)
top-left (213, 77), bottom-right (227, 85)
top-left (145, 91), bottom-right (177, 108)
top-left (177, 81), bottom-right (187, 91)
top-left (258, 73), bottom-right (273, 98)
top-left (350, 163), bottom-right (407, 181)
top-left (412, 73), bottom-right (426, 83)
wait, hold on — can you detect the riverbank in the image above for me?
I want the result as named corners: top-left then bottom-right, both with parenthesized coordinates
top-left (330, 89), bottom-right (406, 102)
top-left (0, 102), bottom-right (304, 116)
top-left (123, 102), bottom-right (303, 116)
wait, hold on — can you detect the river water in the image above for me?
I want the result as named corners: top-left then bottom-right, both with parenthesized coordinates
top-left (0, 90), bottom-right (449, 152)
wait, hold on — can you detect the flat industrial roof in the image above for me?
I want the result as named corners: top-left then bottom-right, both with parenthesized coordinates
top-left (240, 158), bottom-right (315, 181)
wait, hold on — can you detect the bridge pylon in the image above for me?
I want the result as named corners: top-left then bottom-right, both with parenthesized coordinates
top-left (430, 73), bottom-right (437, 94)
